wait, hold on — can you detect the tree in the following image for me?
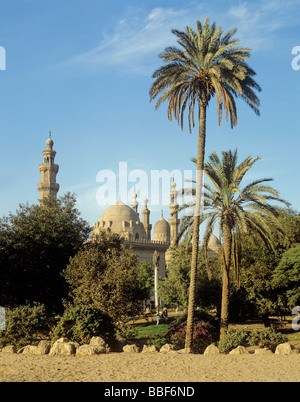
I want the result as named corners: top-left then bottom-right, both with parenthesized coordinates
top-left (239, 208), bottom-right (300, 325)
top-left (150, 18), bottom-right (261, 349)
top-left (0, 193), bottom-right (91, 313)
top-left (136, 261), bottom-right (154, 304)
top-left (272, 244), bottom-right (300, 311)
top-left (179, 150), bottom-right (289, 338)
top-left (63, 231), bottom-right (150, 326)
top-left (159, 241), bottom-right (221, 311)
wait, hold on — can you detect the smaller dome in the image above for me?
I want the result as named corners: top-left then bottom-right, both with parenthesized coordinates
top-left (207, 234), bottom-right (221, 255)
top-left (208, 234), bottom-right (221, 248)
top-left (153, 216), bottom-right (170, 242)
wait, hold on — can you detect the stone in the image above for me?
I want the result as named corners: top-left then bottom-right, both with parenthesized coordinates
top-left (1, 345), bottom-right (17, 354)
top-left (37, 340), bottom-right (51, 355)
top-left (142, 345), bottom-right (159, 353)
top-left (55, 337), bottom-right (71, 344)
top-left (254, 347), bottom-right (273, 355)
top-left (123, 344), bottom-right (139, 353)
top-left (159, 343), bottom-right (176, 353)
top-left (275, 342), bottom-right (298, 355)
top-left (229, 346), bottom-right (249, 355)
top-left (89, 336), bottom-right (106, 347)
top-left (76, 344), bottom-right (106, 356)
top-left (19, 345), bottom-right (39, 355)
top-left (49, 339), bottom-right (76, 356)
top-left (177, 348), bottom-right (192, 354)
top-left (204, 344), bottom-right (220, 355)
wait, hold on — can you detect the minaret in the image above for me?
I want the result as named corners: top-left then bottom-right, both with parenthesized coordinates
top-left (141, 196), bottom-right (152, 240)
top-left (37, 132), bottom-right (59, 204)
top-left (131, 188), bottom-right (139, 213)
top-left (168, 177), bottom-right (179, 246)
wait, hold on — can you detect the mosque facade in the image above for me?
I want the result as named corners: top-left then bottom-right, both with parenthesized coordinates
top-left (37, 134), bottom-right (221, 308)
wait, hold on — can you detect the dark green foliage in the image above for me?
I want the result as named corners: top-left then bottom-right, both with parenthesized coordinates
top-left (0, 303), bottom-right (53, 348)
top-left (218, 328), bottom-right (250, 353)
top-left (0, 194), bottom-right (91, 313)
top-left (218, 327), bottom-right (288, 353)
top-left (52, 305), bottom-right (116, 345)
top-left (271, 244), bottom-right (300, 310)
top-left (248, 328), bottom-right (288, 352)
top-left (63, 231), bottom-right (150, 326)
top-left (159, 243), bottom-right (222, 311)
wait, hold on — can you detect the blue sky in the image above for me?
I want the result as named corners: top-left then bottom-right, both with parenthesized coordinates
top-left (0, 0), bottom-right (299, 230)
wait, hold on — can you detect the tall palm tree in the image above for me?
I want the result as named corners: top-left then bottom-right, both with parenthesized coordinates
top-left (149, 18), bottom-right (261, 349)
top-left (178, 149), bottom-right (289, 339)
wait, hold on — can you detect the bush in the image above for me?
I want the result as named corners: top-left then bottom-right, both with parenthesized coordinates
top-left (146, 334), bottom-right (168, 349)
top-left (248, 328), bottom-right (288, 352)
top-left (169, 321), bottom-right (213, 353)
top-left (218, 328), bottom-right (250, 353)
top-left (218, 327), bottom-right (288, 353)
top-left (0, 304), bottom-right (52, 348)
top-left (52, 305), bottom-right (116, 345)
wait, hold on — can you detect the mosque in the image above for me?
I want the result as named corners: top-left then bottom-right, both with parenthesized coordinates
top-left (37, 134), bottom-right (221, 307)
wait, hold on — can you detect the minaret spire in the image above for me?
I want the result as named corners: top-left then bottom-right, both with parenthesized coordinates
top-left (169, 177), bottom-right (179, 246)
top-left (141, 196), bottom-right (152, 240)
top-left (37, 133), bottom-right (59, 205)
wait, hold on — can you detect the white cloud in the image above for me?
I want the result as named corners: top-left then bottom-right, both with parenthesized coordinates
top-left (60, 1), bottom-right (300, 75)
top-left (60, 6), bottom-right (199, 74)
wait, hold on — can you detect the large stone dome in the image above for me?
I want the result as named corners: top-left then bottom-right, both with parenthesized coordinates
top-left (207, 234), bottom-right (221, 254)
top-left (153, 216), bottom-right (170, 243)
top-left (92, 200), bottom-right (146, 240)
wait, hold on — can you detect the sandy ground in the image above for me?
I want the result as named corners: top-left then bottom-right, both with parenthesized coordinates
top-left (0, 351), bottom-right (300, 382)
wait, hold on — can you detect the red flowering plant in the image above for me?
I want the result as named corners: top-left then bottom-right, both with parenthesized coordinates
top-left (169, 320), bottom-right (213, 353)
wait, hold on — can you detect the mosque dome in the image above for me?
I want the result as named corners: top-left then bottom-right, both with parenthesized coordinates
top-left (153, 215), bottom-right (170, 243)
top-left (92, 200), bottom-right (146, 240)
top-left (207, 234), bottom-right (221, 254)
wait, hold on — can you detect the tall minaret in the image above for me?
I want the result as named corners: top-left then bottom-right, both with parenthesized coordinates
top-left (37, 132), bottom-right (59, 204)
top-left (141, 197), bottom-right (152, 240)
top-left (131, 188), bottom-right (139, 213)
top-left (168, 178), bottom-right (179, 246)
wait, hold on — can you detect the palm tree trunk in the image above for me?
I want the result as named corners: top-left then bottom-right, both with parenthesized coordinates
top-left (220, 221), bottom-right (232, 340)
top-left (185, 103), bottom-right (206, 350)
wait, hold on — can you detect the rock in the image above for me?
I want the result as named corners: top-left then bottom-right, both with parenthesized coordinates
top-left (76, 344), bottom-right (106, 356)
top-left (159, 344), bottom-right (176, 353)
top-left (254, 347), bottom-right (273, 355)
top-left (18, 345), bottom-right (39, 355)
top-left (37, 340), bottom-right (51, 355)
top-left (49, 339), bottom-right (76, 356)
top-left (89, 336), bottom-right (106, 347)
top-left (123, 344), bottom-right (139, 353)
top-left (229, 346), bottom-right (249, 355)
top-left (142, 345), bottom-right (159, 353)
top-left (1, 345), bottom-right (17, 354)
top-left (55, 337), bottom-right (71, 343)
top-left (177, 348), bottom-right (192, 354)
top-left (275, 342), bottom-right (298, 355)
top-left (204, 344), bottom-right (220, 355)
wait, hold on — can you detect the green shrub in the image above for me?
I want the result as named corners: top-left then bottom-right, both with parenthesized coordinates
top-left (248, 328), bottom-right (288, 352)
top-left (146, 334), bottom-right (168, 349)
top-left (0, 303), bottom-right (52, 348)
top-left (52, 305), bottom-right (116, 344)
top-left (218, 328), bottom-right (250, 353)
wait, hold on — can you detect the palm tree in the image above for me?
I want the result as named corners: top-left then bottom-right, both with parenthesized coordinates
top-left (149, 18), bottom-right (261, 349)
top-left (178, 149), bottom-right (289, 339)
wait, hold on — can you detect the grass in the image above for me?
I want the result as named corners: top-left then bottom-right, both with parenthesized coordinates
top-left (132, 322), bottom-right (171, 339)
